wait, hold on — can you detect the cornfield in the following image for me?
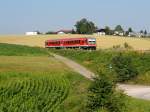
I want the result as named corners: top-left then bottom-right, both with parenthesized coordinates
top-left (0, 72), bottom-right (70, 112)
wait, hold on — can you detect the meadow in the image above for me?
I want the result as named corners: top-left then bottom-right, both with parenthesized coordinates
top-left (51, 49), bottom-right (150, 85)
top-left (0, 42), bottom-right (150, 111)
top-left (0, 43), bottom-right (90, 112)
top-left (0, 34), bottom-right (150, 50)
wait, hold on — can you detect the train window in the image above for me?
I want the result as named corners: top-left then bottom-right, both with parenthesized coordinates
top-left (78, 40), bottom-right (80, 43)
top-left (88, 39), bottom-right (96, 44)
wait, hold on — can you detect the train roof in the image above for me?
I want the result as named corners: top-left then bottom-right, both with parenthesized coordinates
top-left (45, 37), bottom-right (96, 42)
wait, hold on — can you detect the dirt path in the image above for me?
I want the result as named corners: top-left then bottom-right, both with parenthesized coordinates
top-left (52, 53), bottom-right (95, 79)
top-left (52, 53), bottom-right (150, 100)
top-left (118, 84), bottom-right (150, 100)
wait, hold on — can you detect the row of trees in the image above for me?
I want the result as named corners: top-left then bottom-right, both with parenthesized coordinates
top-left (36, 18), bottom-right (149, 37)
top-left (74, 18), bottom-right (149, 36)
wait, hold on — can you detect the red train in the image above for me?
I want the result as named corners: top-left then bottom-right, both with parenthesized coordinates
top-left (45, 37), bottom-right (96, 50)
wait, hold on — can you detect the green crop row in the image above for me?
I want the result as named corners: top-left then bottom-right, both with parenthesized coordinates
top-left (0, 72), bottom-right (70, 112)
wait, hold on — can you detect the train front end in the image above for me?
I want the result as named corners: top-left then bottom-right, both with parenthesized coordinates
top-left (87, 38), bottom-right (96, 50)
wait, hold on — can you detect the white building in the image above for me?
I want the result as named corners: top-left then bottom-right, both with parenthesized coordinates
top-left (57, 30), bottom-right (72, 34)
top-left (57, 31), bottom-right (65, 34)
top-left (97, 32), bottom-right (106, 36)
top-left (96, 29), bottom-right (106, 36)
top-left (114, 31), bottom-right (124, 36)
top-left (25, 32), bottom-right (38, 36)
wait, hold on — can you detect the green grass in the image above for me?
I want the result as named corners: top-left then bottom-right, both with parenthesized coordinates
top-left (0, 56), bottom-right (69, 73)
top-left (0, 43), bottom-right (48, 56)
top-left (51, 49), bottom-right (150, 85)
top-left (126, 97), bottom-right (150, 112)
top-left (57, 72), bottom-right (90, 112)
top-left (50, 49), bottom-right (150, 112)
top-left (0, 72), bottom-right (90, 112)
top-left (0, 72), bottom-right (70, 112)
top-left (0, 43), bottom-right (150, 111)
top-left (0, 43), bottom-right (90, 111)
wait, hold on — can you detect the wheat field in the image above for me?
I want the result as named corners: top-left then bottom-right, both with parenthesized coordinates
top-left (0, 34), bottom-right (150, 50)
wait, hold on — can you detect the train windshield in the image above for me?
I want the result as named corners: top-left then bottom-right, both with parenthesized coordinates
top-left (88, 38), bottom-right (96, 44)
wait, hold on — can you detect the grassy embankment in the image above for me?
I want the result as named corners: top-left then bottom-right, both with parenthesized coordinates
top-left (52, 49), bottom-right (150, 85)
top-left (0, 43), bottom-right (90, 112)
top-left (51, 49), bottom-right (150, 112)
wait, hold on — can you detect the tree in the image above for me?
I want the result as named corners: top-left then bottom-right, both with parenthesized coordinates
top-left (140, 30), bottom-right (144, 34)
top-left (112, 53), bottom-right (138, 82)
top-left (71, 29), bottom-right (76, 34)
top-left (35, 30), bottom-right (42, 34)
top-left (45, 31), bottom-right (56, 34)
top-left (75, 18), bottom-right (97, 34)
top-left (128, 27), bottom-right (133, 33)
top-left (86, 71), bottom-right (126, 112)
top-left (114, 25), bottom-right (124, 32)
top-left (144, 30), bottom-right (147, 35)
top-left (105, 26), bottom-right (111, 35)
top-left (125, 27), bottom-right (133, 36)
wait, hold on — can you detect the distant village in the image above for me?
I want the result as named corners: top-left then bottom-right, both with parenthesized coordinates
top-left (26, 29), bottom-right (150, 38)
top-left (25, 19), bottom-right (150, 38)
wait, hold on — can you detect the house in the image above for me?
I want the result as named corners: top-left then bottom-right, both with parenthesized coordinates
top-left (128, 32), bottom-right (145, 37)
top-left (25, 32), bottom-right (38, 36)
top-left (96, 29), bottom-right (106, 35)
top-left (114, 31), bottom-right (124, 36)
top-left (57, 30), bottom-right (72, 34)
top-left (128, 32), bottom-right (137, 37)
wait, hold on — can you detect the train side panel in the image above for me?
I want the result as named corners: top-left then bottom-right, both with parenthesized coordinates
top-left (45, 38), bottom-right (96, 50)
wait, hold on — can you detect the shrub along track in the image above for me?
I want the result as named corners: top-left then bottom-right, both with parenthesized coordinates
top-left (52, 53), bottom-right (150, 100)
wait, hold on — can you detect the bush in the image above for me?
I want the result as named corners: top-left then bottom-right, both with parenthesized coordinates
top-left (124, 42), bottom-right (132, 49)
top-left (112, 53), bottom-right (138, 82)
top-left (86, 71), bottom-right (126, 112)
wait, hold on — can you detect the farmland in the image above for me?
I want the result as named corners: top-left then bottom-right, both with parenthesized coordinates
top-left (0, 40), bottom-right (150, 111)
top-left (0, 72), bottom-right (69, 112)
top-left (0, 34), bottom-right (150, 50)
top-left (0, 43), bottom-right (90, 112)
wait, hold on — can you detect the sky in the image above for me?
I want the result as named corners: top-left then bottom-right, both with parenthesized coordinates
top-left (0, 0), bottom-right (150, 34)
